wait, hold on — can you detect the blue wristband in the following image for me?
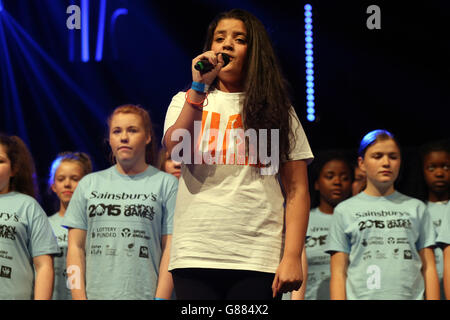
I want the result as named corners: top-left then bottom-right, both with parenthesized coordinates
top-left (191, 81), bottom-right (209, 93)
top-left (154, 297), bottom-right (167, 300)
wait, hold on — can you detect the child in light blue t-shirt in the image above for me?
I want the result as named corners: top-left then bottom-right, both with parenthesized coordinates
top-left (303, 150), bottom-right (353, 300)
top-left (63, 105), bottom-right (178, 300)
top-left (327, 130), bottom-right (439, 300)
top-left (47, 152), bottom-right (93, 300)
top-left (0, 134), bottom-right (59, 300)
top-left (419, 139), bottom-right (450, 299)
top-left (436, 203), bottom-right (450, 299)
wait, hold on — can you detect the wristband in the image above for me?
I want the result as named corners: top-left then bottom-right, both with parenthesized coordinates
top-left (154, 297), bottom-right (167, 300)
top-left (191, 81), bottom-right (209, 93)
top-left (185, 89), bottom-right (208, 108)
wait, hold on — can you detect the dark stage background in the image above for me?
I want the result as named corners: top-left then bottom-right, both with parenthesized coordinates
top-left (0, 0), bottom-right (449, 214)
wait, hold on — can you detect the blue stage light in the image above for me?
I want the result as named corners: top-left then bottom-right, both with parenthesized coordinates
top-left (304, 4), bottom-right (315, 122)
top-left (0, 0), bottom-right (3, 12)
top-left (95, 0), bottom-right (107, 61)
top-left (81, 0), bottom-right (89, 62)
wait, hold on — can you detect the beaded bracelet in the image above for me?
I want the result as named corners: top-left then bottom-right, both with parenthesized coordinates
top-left (185, 88), bottom-right (208, 109)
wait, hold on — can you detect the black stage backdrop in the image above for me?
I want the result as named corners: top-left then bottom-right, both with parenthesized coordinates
top-left (0, 0), bottom-right (449, 213)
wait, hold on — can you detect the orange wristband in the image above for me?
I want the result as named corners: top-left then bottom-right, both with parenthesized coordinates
top-left (185, 89), bottom-right (208, 108)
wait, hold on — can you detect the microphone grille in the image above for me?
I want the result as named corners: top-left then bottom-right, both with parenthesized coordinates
top-left (221, 53), bottom-right (230, 67)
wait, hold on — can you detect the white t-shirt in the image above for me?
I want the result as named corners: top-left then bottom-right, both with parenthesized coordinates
top-left (163, 89), bottom-right (313, 273)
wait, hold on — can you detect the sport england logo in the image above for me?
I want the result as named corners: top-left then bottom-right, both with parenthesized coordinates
top-left (121, 228), bottom-right (131, 237)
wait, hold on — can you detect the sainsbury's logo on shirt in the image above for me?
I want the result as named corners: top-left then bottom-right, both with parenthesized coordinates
top-left (0, 212), bottom-right (19, 222)
top-left (89, 191), bottom-right (157, 201)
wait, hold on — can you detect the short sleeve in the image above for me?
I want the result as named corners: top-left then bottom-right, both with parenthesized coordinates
top-left (436, 205), bottom-right (450, 247)
top-left (162, 92), bottom-right (186, 146)
top-left (326, 207), bottom-right (351, 255)
top-left (285, 107), bottom-right (314, 164)
top-left (27, 202), bottom-right (59, 258)
top-left (62, 177), bottom-right (89, 230)
top-left (161, 175), bottom-right (178, 235)
top-left (416, 204), bottom-right (437, 250)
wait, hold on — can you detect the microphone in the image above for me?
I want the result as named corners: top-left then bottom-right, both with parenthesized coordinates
top-left (194, 53), bottom-right (230, 74)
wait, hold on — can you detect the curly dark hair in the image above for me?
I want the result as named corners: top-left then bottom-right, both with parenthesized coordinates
top-left (0, 134), bottom-right (38, 199)
top-left (202, 9), bottom-right (296, 164)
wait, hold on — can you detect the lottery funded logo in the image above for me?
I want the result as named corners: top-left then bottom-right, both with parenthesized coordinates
top-left (91, 227), bottom-right (117, 239)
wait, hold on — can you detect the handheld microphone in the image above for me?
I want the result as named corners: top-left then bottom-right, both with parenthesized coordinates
top-left (194, 53), bottom-right (230, 74)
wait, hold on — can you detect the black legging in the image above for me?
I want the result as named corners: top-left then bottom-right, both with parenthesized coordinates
top-left (171, 268), bottom-right (282, 300)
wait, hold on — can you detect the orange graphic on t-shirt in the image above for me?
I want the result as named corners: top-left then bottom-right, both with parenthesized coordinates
top-left (198, 111), bottom-right (249, 165)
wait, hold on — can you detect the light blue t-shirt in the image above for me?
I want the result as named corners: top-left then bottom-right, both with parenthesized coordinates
top-left (0, 192), bottom-right (59, 300)
top-left (436, 202), bottom-right (450, 246)
top-left (305, 207), bottom-right (333, 300)
top-left (326, 191), bottom-right (435, 300)
top-left (48, 213), bottom-right (71, 300)
top-left (63, 165), bottom-right (178, 300)
top-left (427, 201), bottom-right (448, 299)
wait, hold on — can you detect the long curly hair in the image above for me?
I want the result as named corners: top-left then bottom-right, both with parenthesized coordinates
top-left (202, 9), bottom-right (295, 164)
